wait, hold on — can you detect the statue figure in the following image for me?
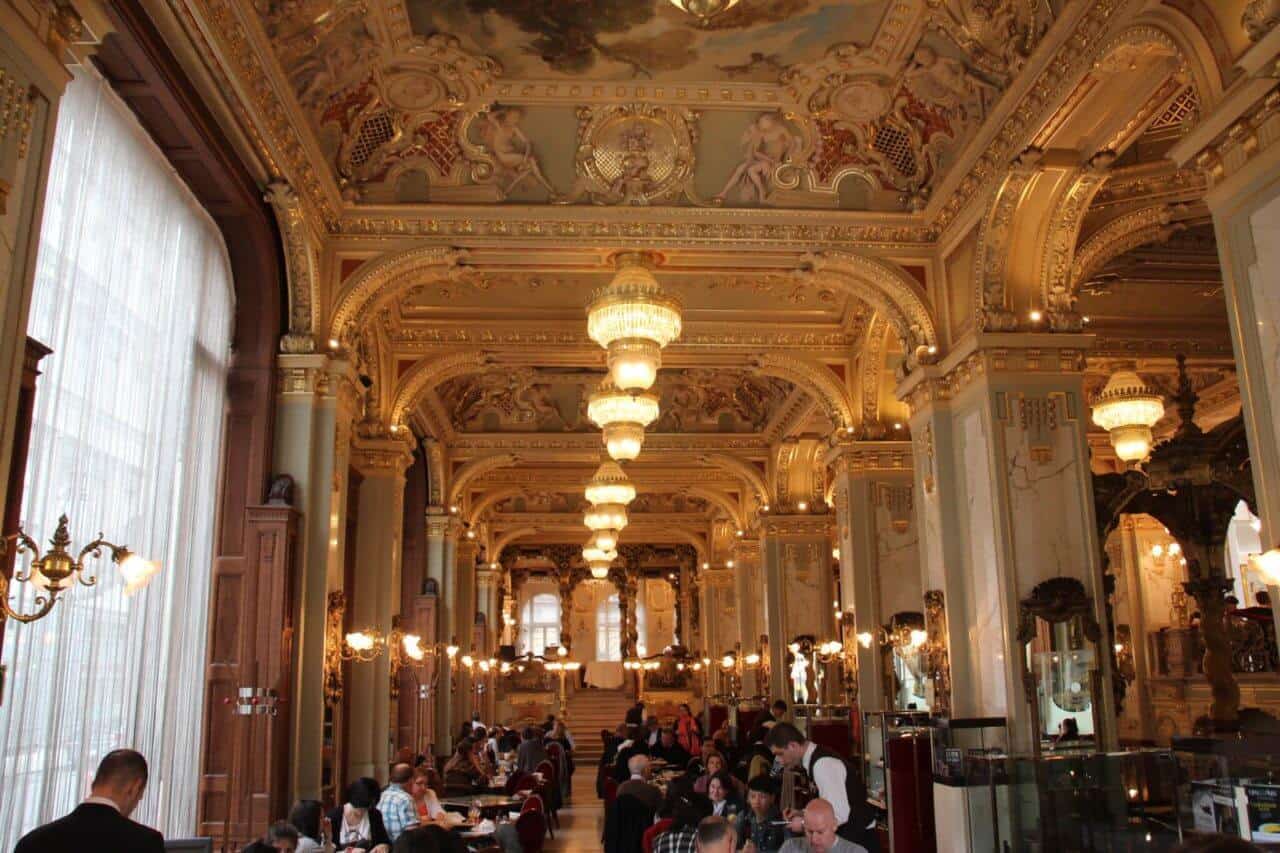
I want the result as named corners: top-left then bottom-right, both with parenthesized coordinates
top-left (478, 107), bottom-right (556, 196)
top-left (715, 113), bottom-right (802, 205)
top-left (900, 45), bottom-right (995, 122)
top-left (790, 648), bottom-right (811, 705)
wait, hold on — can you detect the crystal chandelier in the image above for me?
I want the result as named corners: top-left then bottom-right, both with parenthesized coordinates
top-left (668, 0), bottom-right (740, 26)
top-left (587, 253), bottom-right (682, 391)
top-left (588, 384), bottom-right (660, 462)
top-left (589, 527), bottom-right (620, 552)
top-left (585, 503), bottom-right (629, 533)
top-left (585, 460), bottom-right (637, 506)
top-left (1091, 369), bottom-right (1165, 463)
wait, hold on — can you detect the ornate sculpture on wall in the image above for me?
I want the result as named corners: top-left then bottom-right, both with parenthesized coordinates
top-left (924, 0), bottom-right (1051, 85)
top-left (558, 103), bottom-right (702, 205)
top-left (469, 106), bottom-right (556, 196)
top-left (714, 112), bottom-right (804, 205)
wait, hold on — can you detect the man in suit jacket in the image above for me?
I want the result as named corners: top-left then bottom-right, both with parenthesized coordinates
top-left (14, 748), bottom-right (165, 853)
top-left (616, 754), bottom-right (662, 814)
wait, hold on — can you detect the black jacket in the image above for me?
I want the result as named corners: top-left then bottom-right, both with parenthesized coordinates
top-left (13, 803), bottom-right (165, 853)
top-left (326, 805), bottom-right (392, 850)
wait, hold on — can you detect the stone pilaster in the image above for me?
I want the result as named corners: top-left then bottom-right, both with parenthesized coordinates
top-left (476, 567), bottom-right (501, 722)
top-left (274, 355), bottom-right (361, 798)
top-left (346, 436), bottom-right (414, 782)
top-left (452, 536), bottom-right (480, 725)
top-left (425, 508), bottom-right (453, 754)
top-left (827, 441), bottom-right (917, 711)
top-left (759, 514), bottom-right (835, 704)
top-left (898, 333), bottom-right (1115, 751)
top-left (731, 540), bottom-right (761, 696)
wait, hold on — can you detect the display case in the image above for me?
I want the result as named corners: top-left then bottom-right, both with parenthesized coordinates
top-left (1172, 735), bottom-right (1280, 844)
top-left (959, 749), bottom-right (1180, 852)
top-left (927, 718), bottom-right (1008, 853)
top-left (863, 710), bottom-right (934, 853)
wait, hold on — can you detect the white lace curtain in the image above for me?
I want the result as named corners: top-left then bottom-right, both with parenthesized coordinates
top-left (0, 65), bottom-right (233, 846)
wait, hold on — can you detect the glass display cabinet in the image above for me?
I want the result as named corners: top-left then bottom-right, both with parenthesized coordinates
top-left (928, 718), bottom-right (1008, 853)
top-left (960, 749), bottom-right (1180, 852)
top-left (863, 710), bottom-right (934, 852)
top-left (1172, 735), bottom-right (1280, 844)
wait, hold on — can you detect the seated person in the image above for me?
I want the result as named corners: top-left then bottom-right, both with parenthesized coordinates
top-left (328, 778), bottom-right (392, 851)
top-left (779, 800), bottom-right (867, 853)
top-left (650, 728), bottom-right (693, 767)
top-left (516, 726), bottom-right (550, 774)
top-left (392, 824), bottom-right (467, 853)
top-left (654, 792), bottom-right (715, 853)
top-left (697, 816), bottom-right (738, 853)
top-left (618, 753), bottom-right (663, 813)
top-left (735, 776), bottom-right (785, 853)
top-left (695, 753), bottom-right (746, 797)
top-left (288, 800), bottom-right (332, 852)
top-left (409, 769), bottom-right (447, 824)
top-left (243, 821), bottom-right (300, 852)
top-left (443, 740), bottom-right (488, 792)
top-left (707, 771), bottom-right (745, 820)
top-left (614, 725), bottom-right (650, 782)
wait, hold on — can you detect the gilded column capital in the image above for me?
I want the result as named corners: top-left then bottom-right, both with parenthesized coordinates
top-left (824, 439), bottom-right (914, 475)
top-left (426, 509), bottom-right (453, 539)
top-left (350, 435), bottom-right (415, 478)
top-left (455, 537), bottom-right (482, 563)
top-left (895, 331), bottom-right (1094, 413)
top-left (476, 568), bottom-right (501, 590)
top-left (759, 513), bottom-right (832, 539)
top-left (277, 354), bottom-right (362, 412)
top-left (702, 567), bottom-right (735, 589)
top-left (730, 539), bottom-right (761, 566)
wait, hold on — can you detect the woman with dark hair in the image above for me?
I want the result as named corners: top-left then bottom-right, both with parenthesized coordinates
top-left (326, 778), bottom-right (391, 852)
top-left (443, 739), bottom-right (487, 792)
top-left (676, 702), bottom-right (703, 756)
top-left (706, 771), bottom-right (745, 820)
top-left (288, 800), bottom-right (331, 852)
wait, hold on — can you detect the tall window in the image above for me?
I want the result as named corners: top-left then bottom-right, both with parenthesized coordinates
top-left (521, 593), bottom-right (561, 656)
top-left (0, 66), bottom-right (233, 846)
top-left (597, 594), bottom-right (623, 661)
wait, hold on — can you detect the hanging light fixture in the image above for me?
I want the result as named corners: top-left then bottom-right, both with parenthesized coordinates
top-left (585, 503), bottom-right (629, 533)
top-left (583, 541), bottom-right (617, 565)
top-left (588, 383), bottom-right (659, 462)
top-left (588, 559), bottom-right (613, 580)
top-left (585, 459), bottom-right (637, 506)
top-left (667, 0), bottom-right (741, 27)
top-left (587, 253), bottom-right (682, 391)
top-left (589, 527), bottom-right (620, 552)
top-left (1091, 369), bottom-right (1165, 463)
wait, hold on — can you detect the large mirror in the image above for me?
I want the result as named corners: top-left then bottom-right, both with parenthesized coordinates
top-left (880, 611), bottom-right (931, 712)
top-left (1017, 578), bottom-right (1103, 754)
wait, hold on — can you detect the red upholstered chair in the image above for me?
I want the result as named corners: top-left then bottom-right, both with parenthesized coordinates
top-left (535, 759), bottom-right (560, 829)
top-left (642, 817), bottom-right (674, 853)
top-left (521, 793), bottom-right (545, 814)
top-left (515, 810), bottom-right (547, 853)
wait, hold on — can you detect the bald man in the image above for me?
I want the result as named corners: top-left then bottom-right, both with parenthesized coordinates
top-left (778, 800), bottom-right (869, 853)
top-left (617, 753), bottom-right (662, 813)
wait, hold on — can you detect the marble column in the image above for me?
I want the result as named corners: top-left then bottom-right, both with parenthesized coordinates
top-left (760, 514), bottom-right (835, 704)
top-left (452, 535), bottom-right (480, 727)
top-left (828, 442), bottom-right (918, 712)
top-left (346, 437), bottom-right (413, 782)
top-left (732, 540), bottom-right (762, 696)
top-left (1171, 56), bottom-right (1280, 635)
top-left (898, 333), bottom-right (1115, 752)
top-left (476, 566), bottom-right (501, 722)
top-left (425, 508), bottom-right (452, 755)
top-left (274, 355), bottom-right (360, 797)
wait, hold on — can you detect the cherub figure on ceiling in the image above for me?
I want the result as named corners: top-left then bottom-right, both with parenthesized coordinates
top-left (714, 112), bottom-right (802, 205)
top-left (476, 106), bottom-right (557, 196)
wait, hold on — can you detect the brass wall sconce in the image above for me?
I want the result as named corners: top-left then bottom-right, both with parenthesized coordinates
top-left (1, 514), bottom-right (159, 624)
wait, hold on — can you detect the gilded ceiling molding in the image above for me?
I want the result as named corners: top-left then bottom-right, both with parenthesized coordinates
top-left (1070, 203), bottom-right (1196, 291)
top-left (388, 349), bottom-right (494, 428)
top-left (1039, 161), bottom-right (1116, 332)
top-left (699, 453), bottom-right (773, 505)
top-left (424, 437), bottom-right (447, 508)
top-left (971, 159), bottom-right (1036, 332)
top-left (447, 453), bottom-right (521, 507)
top-left (266, 183), bottom-right (322, 353)
top-left (468, 487), bottom-right (527, 526)
top-left (751, 352), bottom-right (855, 431)
top-left (801, 251), bottom-right (938, 359)
top-left (492, 527), bottom-right (542, 559)
top-left (682, 487), bottom-right (744, 530)
top-left (328, 245), bottom-right (469, 343)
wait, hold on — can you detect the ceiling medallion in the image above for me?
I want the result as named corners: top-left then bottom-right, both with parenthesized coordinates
top-left (667, 0), bottom-right (740, 26)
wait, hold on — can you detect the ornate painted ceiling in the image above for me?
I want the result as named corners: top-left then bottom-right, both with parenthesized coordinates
top-left (251, 0), bottom-right (1055, 209)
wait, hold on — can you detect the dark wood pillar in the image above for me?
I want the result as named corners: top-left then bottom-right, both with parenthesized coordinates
top-left (398, 450), bottom-right (427, 753)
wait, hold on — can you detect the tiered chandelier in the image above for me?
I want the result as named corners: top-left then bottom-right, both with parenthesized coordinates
top-left (580, 252), bottom-right (681, 578)
top-left (1091, 369), bottom-right (1165, 464)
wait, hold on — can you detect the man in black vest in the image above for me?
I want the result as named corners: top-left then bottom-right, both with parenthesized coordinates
top-left (14, 748), bottom-right (165, 853)
top-left (765, 724), bottom-right (878, 853)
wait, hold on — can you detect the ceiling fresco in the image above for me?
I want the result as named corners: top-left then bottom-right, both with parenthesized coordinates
top-left (433, 367), bottom-right (797, 434)
top-left (252, 0), bottom-right (1056, 210)
top-left (404, 0), bottom-right (890, 82)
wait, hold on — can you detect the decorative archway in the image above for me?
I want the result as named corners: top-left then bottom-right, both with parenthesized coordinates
top-left (699, 453), bottom-right (773, 506)
top-left (327, 246), bottom-right (469, 344)
top-left (389, 350), bottom-right (494, 427)
top-left (751, 352), bottom-right (856, 431)
top-left (447, 453), bottom-right (521, 507)
top-left (801, 251), bottom-right (939, 360)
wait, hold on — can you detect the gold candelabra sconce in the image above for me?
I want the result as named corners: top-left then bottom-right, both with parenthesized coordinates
top-left (710, 643), bottom-right (764, 704)
top-left (1114, 624), bottom-right (1136, 684)
top-left (923, 590), bottom-right (951, 716)
top-left (0, 514), bottom-right (159, 624)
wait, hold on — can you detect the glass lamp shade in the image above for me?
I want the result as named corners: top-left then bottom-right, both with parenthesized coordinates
top-left (118, 552), bottom-right (160, 596)
top-left (402, 634), bottom-right (426, 661)
top-left (586, 260), bottom-right (682, 352)
top-left (668, 0), bottom-right (741, 24)
top-left (1091, 370), bottom-right (1165, 462)
top-left (607, 339), bottom-right (661, 391)
top-left (345, 631), bottom-right (377, 652)
top-left (585, 460), bottom-right (637, 506)
top-left (582, 542), bottom-right (618, 564)
top-left (588, 560), bottom-right (612, 579)
top-left (584, 503), bottom-right (628, 532)
top-left (587, 385), bottom-right (659, 430)
top-left (603, 422), bottom-right (646, 461)
top-left (590, 528), bottom-right (620, 552)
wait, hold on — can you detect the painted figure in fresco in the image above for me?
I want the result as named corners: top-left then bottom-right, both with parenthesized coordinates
top-left (900, 44), bottom-right (994, 121)
top-left (714, 113), bottom-right (801, 205)
top-left (790, 649), bottom-right (810, 705)
top-left (291, 22), bottom-right (378, 111)
top-left (479, 107), bottom-right (557, 196)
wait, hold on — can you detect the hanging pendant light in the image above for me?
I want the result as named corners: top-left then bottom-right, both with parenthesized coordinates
top-left (668, 0), bottom-right (740, 26)
top-left (1091, 369), bottom-right (1165, 463)
top-left (585, 503), bottom-right (629, 533)
top-left (585, 460), bottom-right (637, 506)
top-left (587, 253), bottom-right (682, 391)
top-left (588, 560), bottom-right (613, 580)
top-left (590, 527), bottom-right (620, 552)
top-left (583, 541), bottom-right (617, 565)
top-left (588, 383), bottom-right (659, 462)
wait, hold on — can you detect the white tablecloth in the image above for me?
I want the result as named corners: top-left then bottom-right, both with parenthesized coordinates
top-left (585, 661), bottom-right (625, 689)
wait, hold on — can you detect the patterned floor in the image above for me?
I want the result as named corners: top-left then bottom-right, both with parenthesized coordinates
top-left (545, 767), bottom-right (604, 852)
